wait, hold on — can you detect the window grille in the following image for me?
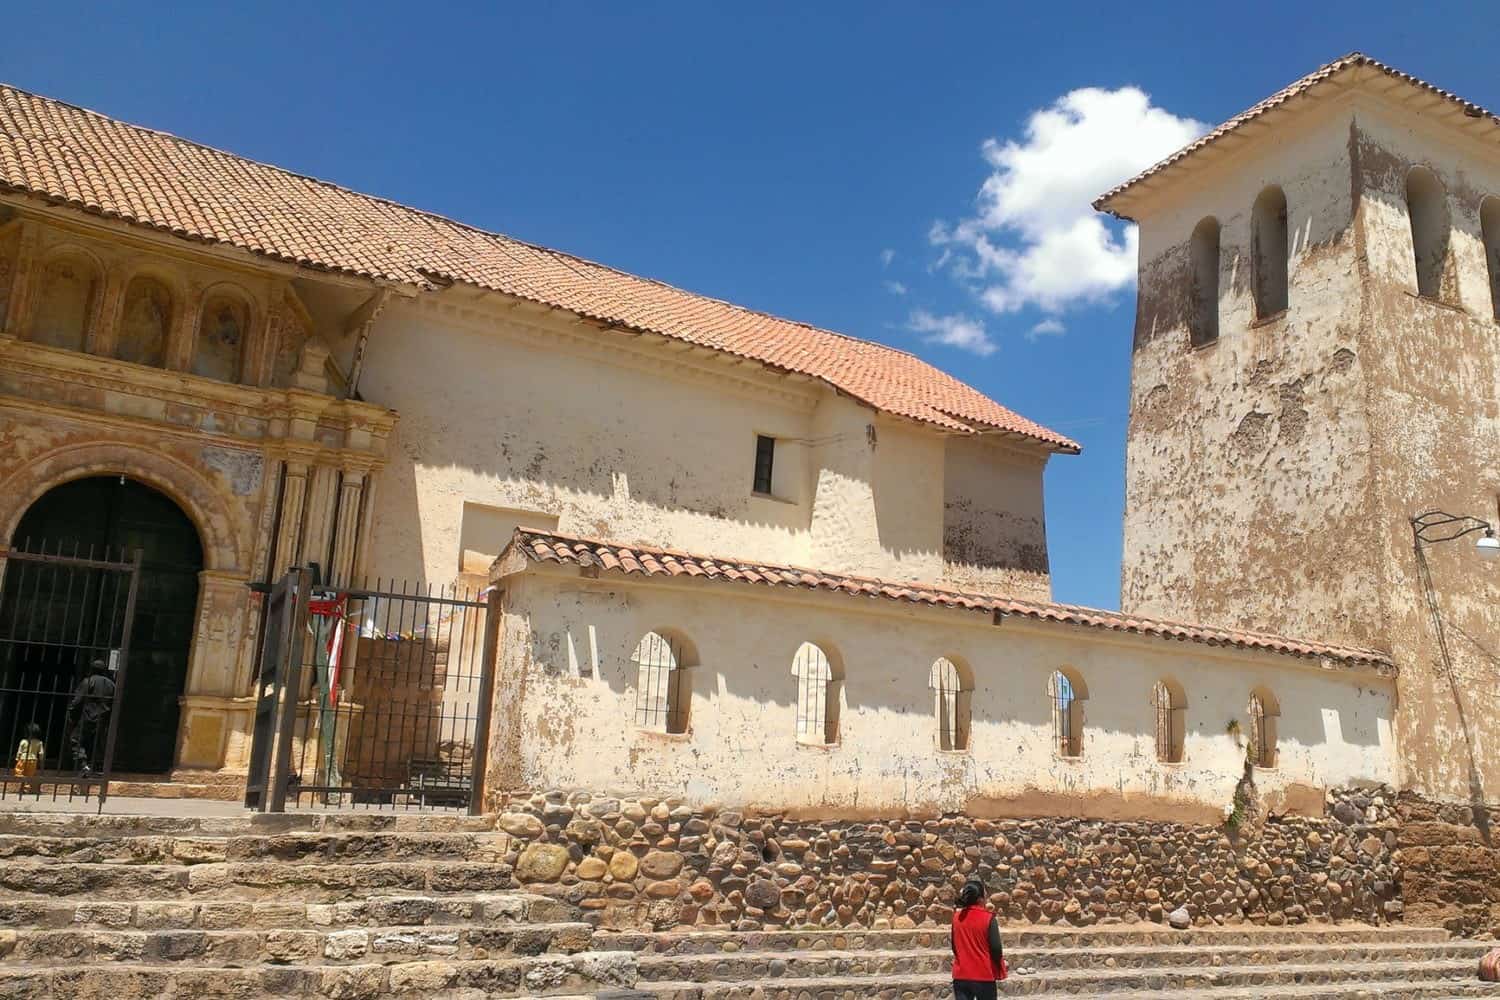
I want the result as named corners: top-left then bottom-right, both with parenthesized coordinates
top-left (793, 642), bottom-right (836, 744)
top-left (1152, 680), bottom-right (1184, 763)
top-left (1248, 692), bottom-right (1277, 769)
top-left (930, 657), bottom-right (970, 751)
top-left (1049, 670), bottom-right (1081, 758)
top-left (753, 435), bottom-right (776, 494)
top-left (632, 631), bottom-right (689, 734)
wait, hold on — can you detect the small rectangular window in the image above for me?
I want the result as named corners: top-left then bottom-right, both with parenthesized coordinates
top-left (753, 435), bottom-right (775, 494)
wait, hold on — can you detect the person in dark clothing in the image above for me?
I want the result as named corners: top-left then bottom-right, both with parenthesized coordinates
top-left (951, 877), bottom-right (1006, 999)
top-left (68, 659), bottom-right (116, 777)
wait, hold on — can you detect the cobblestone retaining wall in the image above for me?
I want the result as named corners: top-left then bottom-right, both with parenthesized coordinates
top-left (490, 786), bottom-right (1406, 933)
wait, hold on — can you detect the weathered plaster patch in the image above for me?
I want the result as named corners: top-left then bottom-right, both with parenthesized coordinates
top-left (201, 446), bottom-right (265, 497)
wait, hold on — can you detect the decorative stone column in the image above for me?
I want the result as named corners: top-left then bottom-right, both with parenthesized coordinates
top-left (273, 460), bottom-right (310, 577)
top-left (330, 469), bottom-right (367, 587)
top-left (86, 264), bottom-right (128, 357)
top-left (166, 279), bottom-right (203, 371)
top-left (298, 464), bottom-right (339, 579)
top-left (2, 221), bottom-right (39, 336)
top-left (176, 568), bottom-right (255, 771)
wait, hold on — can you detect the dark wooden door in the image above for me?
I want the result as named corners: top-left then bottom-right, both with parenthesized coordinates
top-left (10, 477), bottom-right (202, 773)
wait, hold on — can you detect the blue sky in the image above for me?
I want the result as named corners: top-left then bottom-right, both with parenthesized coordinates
top-left (5, 3), bottom-right (1496, 609)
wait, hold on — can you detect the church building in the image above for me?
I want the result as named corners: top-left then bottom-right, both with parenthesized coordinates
top-left (2, 59), bottom-right (1472, 830)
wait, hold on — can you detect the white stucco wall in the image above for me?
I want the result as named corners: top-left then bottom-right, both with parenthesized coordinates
top-left (356, 295), bottom-right (1054, 595)
top-left (358, 297), bottom-right (817, 587)
top-left (490, 562), bottom-right (1397, 820)
top-left (943, 435), bottom-right (1050, 599)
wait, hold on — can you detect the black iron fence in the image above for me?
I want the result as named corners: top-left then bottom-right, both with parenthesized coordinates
top-left (246, 569), bottom-right (497, 814)
top-left (0, 541), bottom-right (140, 807)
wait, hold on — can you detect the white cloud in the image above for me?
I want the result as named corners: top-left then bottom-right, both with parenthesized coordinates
top-left (884, 280), bottom-right (908, 296)
top-left (1029, 318), bottom-right (1065, 339)
top-left (880, 248), bottom-right (896, 268)
top-left (932, 87), bottom-right (1204, 317)
top-left (908, 309), bottom-right (996, 356)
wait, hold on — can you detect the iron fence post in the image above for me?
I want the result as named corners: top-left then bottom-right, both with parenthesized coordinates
top-left (95, 547), bottom-right (142, 812)
top-left (268, 567), bottom-right (311, 813)
top-left (468, 586), bottom-right (501, 816)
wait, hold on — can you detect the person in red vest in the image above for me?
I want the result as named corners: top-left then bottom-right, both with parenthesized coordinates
top-left (951, 876), bottom-right (1007, 998)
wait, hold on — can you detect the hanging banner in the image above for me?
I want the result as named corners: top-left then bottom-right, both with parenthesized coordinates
top-left (308, 591), bottom-right (350, 799)
top-left (308, 592), bottom-right (349, 706)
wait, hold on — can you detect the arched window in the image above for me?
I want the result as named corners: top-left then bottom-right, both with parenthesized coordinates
top-left (1151, 678), bottom-right (1186, 763)
top-left (1190, 217), bottom-right (1220, 346)
top-left (117, 275), bottom-right (173, 367)
top-left (631, 630), bottom-right (691, 734)
top-left (1406, 167), bottom-right (1450, 301)
top-left (792, 642), bottom-right (839, 745)
top-left (31, 253), bottom-right (98, 351)
top-left (929, 656), bottom-right (973, 752)
top-left (1252, 186), bottom-right (1289, 319)
top-left (194, 292), bottom-right (249, 382)
top-left (1481, 196), bottom-right (1500, 322)
top-left (1048, 668), bottom-right (1086, 759)
top-left (1248, 688), bottom-right (1280, 769)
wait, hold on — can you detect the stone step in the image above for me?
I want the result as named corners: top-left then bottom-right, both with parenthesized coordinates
top-left (600, 924), bottom-right (1457, 956)
top-left (0, 921), bottom-right (596, 965)
top-left (0, 951), bottom-right (638, 998)
top-left (0, 891), bottom-right (574, 932)
top-left (0, 830), bottom-right (510, 865)
top-left (638, 976), bottom-right (1500, 1000)
top-left (631, 941), bottom-right (1497, 983)
top-left (0, 811), bottom-right (496, 837)
top-left (2, 778), bottom-right (243, 803)
top-left (0, 860), bottom-right (518, 901)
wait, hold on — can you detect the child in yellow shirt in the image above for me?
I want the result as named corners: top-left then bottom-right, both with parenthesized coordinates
top-left (13, 724), bottom-right (43, 790)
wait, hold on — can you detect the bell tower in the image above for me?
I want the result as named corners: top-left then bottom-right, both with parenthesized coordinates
top-left (1098, 54), bottom-right (1500, 804)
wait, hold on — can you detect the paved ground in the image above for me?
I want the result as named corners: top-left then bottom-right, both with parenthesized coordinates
top-left (0, 793), bottom-right (247, 816)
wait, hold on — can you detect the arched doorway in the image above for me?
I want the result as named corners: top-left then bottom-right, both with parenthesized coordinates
top-left (5, 477), bottom-right (202, 773)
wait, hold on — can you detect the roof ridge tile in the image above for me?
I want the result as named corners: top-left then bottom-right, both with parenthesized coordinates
top-left (501, 527), bottom-right (1394, 672)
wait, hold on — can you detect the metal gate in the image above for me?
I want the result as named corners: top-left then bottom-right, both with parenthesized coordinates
top-left (245, 569), bottom-right (498, 814)
top-left (0, 541), bottom-right (141, 807)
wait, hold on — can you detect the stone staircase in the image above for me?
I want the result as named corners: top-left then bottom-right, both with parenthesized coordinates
top-left (0, 810), bottom-right (1495, 999)
top-left (600, 925), bottom-right (1500, 998)
top-left (0, 810), bottom-right (637, 998)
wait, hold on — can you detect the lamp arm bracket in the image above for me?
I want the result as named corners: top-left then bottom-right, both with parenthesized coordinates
top-left (1411, 509), bottom-right (1495, 545)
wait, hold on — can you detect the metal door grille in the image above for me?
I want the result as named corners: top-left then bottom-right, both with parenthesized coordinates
top-left (1152, 680), bottom-right (1183, 763)
top-left (633, 631), bottom-right (689, 734)
top-left (931, 657), bottom-right (969, 751)
top-left (1049, 669), bottom-right (1081, 758)
top-left (793, 642), bottom-right (835, 745)
top-left (1248, 692), bottom-right (1276, 769)
top-left (246, 571), bottom-right (497, 813)
top-left (0, 540), bottom-right (139, 806)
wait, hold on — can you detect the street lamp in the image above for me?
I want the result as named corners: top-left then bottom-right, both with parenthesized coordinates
top-left (1411, 509), bottom-right (1500, 558)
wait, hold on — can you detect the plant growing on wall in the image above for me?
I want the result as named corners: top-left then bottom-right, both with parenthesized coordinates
top-left (1223, 717), bottom-right (1258, 837)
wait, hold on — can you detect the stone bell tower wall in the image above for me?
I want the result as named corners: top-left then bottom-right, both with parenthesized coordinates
top-left (1120, 88), bottom-right (1500, 806)
top-left (1120, 104), bottom-right (1384, 650)
top-left (1348, 97), bottom-right (1500, 804)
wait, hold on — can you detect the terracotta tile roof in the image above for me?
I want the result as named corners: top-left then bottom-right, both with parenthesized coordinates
top-left (500, 528), bottom-right (1395, 673)
top-left (0, 84), bottom-right (1077, 452)
top-left (1095, 52), bottom-right (1500, 218)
